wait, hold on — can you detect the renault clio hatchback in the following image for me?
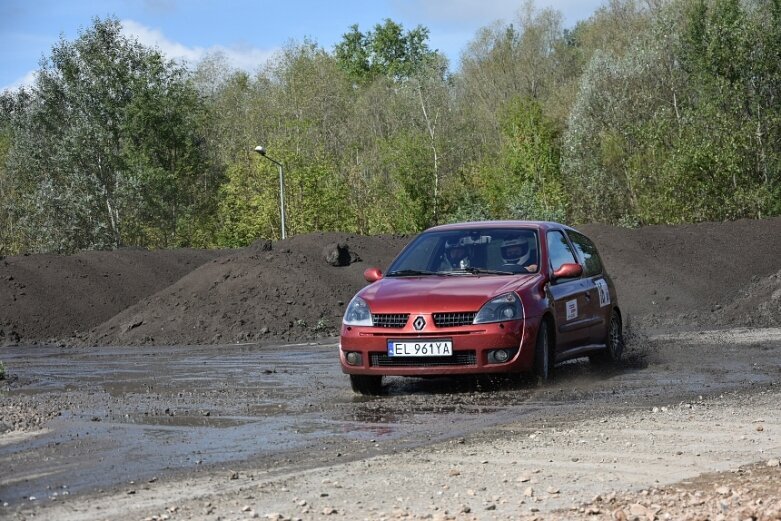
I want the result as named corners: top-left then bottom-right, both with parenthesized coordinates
top-left (339, 221), bottom-right (623, 395)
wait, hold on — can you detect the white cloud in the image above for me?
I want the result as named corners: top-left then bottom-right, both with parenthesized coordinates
top-left (120, 19), bottom-right (277, 73)
top-left (1, 69), bottom-right (37, 93)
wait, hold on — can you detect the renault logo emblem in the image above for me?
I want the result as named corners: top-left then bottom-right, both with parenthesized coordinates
top-left (413, 316), bottom-right (426, 331)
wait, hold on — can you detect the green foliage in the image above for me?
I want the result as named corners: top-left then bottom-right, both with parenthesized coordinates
top-left (335, 19), bottom-right (444, 83)
top-left (2, 6), bottom-right (780, 255)
top-left (2, 17), bottom-right (214, 253)
top-left (215, 147), bottom-right (357, 247)
top-left (563, 0), bottom-right (781, 225)
top-left (501, 98), bottom-right (567, 218)
top-left (445, 97), bottom-right (567, 223)
top-left (215, 160), bottom-right (281, 246)
top-left (285, 154), bottom-right (356, 236)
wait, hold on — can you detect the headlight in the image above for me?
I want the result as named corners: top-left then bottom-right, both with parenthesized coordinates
top-left (473, 292), bottom-right (523, 324)
top-left (343, 296), bottom-right (373, 326)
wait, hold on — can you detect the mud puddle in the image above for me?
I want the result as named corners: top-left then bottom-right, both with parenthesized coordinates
top-left (1, 328), bottom-right (780, 508)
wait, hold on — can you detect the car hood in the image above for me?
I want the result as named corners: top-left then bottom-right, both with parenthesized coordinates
top-left (358, 274), bottom-right (536, 313)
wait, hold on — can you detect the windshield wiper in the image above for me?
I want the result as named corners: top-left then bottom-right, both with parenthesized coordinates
top-left (450, 267), bottom-right (515, 275)
top-left (386, 269), bottom-right (439, 277)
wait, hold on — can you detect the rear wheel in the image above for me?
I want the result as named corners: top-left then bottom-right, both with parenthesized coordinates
top-left (534, 319), bottom-right (553, 384)
top-left (349, 374), bottom-right (382, 395)
top-left (590, 310), bottom-right (624, 365)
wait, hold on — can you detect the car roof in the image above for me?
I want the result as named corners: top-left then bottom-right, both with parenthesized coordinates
top-left (425, 220), bottom-right (576, 233)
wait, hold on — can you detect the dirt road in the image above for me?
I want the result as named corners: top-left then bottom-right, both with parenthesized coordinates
top-left (2, 218), bottom-right (781, 519)
top-left (2, 327), bottom-right (780, 520)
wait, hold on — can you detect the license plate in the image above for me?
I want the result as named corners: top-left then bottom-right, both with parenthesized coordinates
top-left (387, 339), bottom-right (453, 357)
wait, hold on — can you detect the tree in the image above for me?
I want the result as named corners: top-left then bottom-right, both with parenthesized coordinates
top-left (445, 97), bottom-right (566, 223)
top-left (335, 19), bottom-right (443, 83)
top-left (563, 0), bottom-right (780, 225)
top-left (3, 17), bottom-right (213, 252)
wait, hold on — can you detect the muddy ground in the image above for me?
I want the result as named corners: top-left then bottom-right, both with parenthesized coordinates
top-left (1, 218), bottom-right (780, 520)
top-left (1, 219), bottom-right (779, 347)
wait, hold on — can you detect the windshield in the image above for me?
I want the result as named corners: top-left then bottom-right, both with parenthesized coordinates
top-left (387, 228), bottom-right (540, 276)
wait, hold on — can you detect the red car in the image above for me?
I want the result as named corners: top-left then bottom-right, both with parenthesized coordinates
top-left (339, 221), bottom-right (624, 395)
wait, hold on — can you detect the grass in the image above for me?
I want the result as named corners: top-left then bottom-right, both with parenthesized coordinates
top-left (0, 360), bottom-right (5, 380)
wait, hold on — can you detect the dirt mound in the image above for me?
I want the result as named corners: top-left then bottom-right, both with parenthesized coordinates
top-left (0, 249), bottom-right (222, 344)
top-left (83, 233), bottom-right (411, 346)
top-left (3, 218), bottom-right (780, 346)
top-left (579, 218), bottom-right (781, 332)
top-left (711, 269), bottom-right (781, 328)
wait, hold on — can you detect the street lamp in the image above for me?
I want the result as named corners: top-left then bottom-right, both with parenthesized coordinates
top-left (254, 145), bottom-right (286, 240)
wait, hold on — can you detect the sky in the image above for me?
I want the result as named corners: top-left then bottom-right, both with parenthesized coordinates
top-left (0, 0), bottom-right (605, 92)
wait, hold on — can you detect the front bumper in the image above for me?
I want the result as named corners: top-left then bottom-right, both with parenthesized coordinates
top-left (339, 316), bottom-right (541, 376)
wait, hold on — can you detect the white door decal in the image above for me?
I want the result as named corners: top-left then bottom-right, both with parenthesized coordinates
top-left (595, 279), bottom-right (610, 307)
top-left (566, 299), bottom-right (578, 321)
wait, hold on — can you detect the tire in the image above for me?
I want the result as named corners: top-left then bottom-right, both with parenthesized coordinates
top-left (590, 310), bottom-right (624, 365)
top-left (349, 374), bottom-right (382, 395)
top-left (533, 319), bottom-right (553, 384)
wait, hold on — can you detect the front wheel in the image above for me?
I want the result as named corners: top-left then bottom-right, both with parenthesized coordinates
top-left (590, 310), bottom-right (624, 365)
top-left (533, 319), bottom-right (553, 384)
top-left (350, 374), bottom-right (383, 395)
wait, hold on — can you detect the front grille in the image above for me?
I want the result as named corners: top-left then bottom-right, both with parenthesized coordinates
top-left (372, 313), bottom-right (409, 328)
top-left (433, 312), bottom-right (476, 328)
top-left (370, 351), bottom-right (477, 367)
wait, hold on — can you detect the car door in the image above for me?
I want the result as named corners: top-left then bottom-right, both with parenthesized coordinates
top-left (545, 230), bottom-right (592, 353)
top-left (567, 231), bottom-right (612, 345)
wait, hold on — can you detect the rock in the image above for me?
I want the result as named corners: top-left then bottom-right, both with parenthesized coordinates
top-left (547, 486), bottom-right (560, 494)
top-left (716, 486), bottom-right (731, 495)
top-left (767, 458), bottom-right (780, 467)
top-left (250, 239), bottom-right (273, 252)
top-left (123, 319), bottom-right (144, 333)
top-left (629, 503), bottom-right (647, 517)
top-left (756, 425), bottom-right (764, 432)
top-left (517, 475), bottom-right (531, 483)
top-left (229, 470), bottom-right (239, 480)
top-left (448, 469), bottom-right (461, 476)
top-left (321, 507), bottom-right (337, 515)
top-left (613, 508), bottom-right (628, 521)
top-left (1, 330), bottom-right (21, 345)
top-left (524, 487), bottom-right (534, 497)
top-left (322, 242), bottom-right (359, 267)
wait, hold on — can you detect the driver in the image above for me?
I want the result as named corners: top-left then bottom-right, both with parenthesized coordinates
top-left (444, 240), bottom-right (470, 270)
top-left (500, 237), bottom-right (538, 272)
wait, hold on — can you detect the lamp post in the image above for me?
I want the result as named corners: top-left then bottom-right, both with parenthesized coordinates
top-left (254, 145), bottom-right (286, 240)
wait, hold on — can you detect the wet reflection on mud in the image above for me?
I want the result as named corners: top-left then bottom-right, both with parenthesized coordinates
top-left (0, 332), bottom-right (779, 506)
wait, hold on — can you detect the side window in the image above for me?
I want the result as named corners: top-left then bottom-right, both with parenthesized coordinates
top-left (568, 232), bottom-right (603, 277)
top-left (547, 231), bottom-right (577, 272)
top-left (393, 235), bottom-right (439, 271)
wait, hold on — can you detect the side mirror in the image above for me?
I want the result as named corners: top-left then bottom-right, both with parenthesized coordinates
top-left (552, 263), bottom-right (582, 281)
top-left (364, 267), bottom-right (383, 283)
